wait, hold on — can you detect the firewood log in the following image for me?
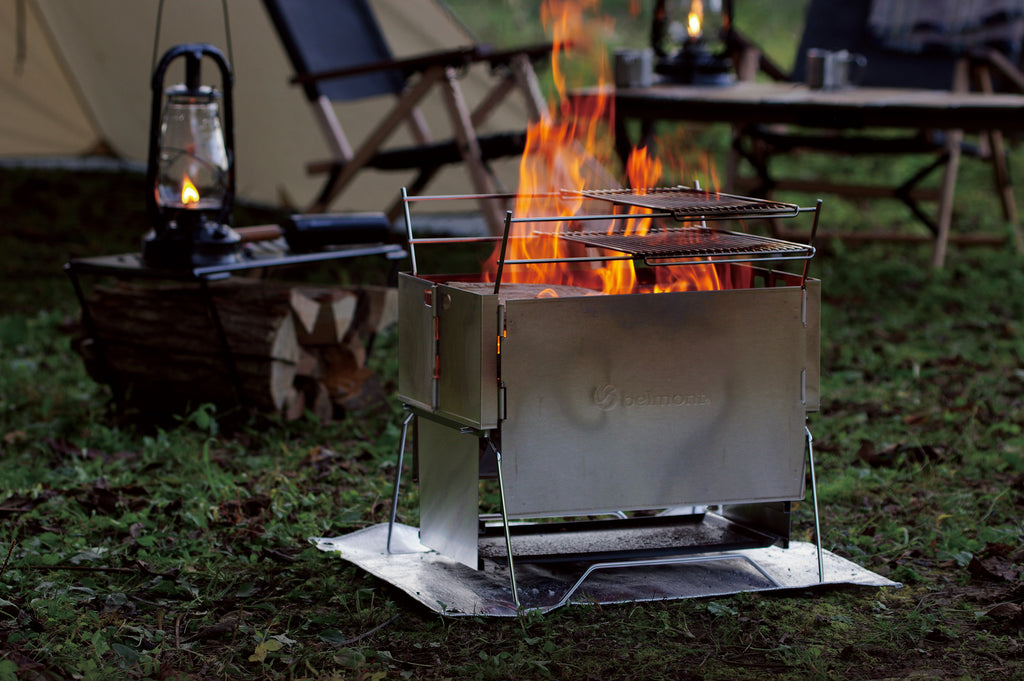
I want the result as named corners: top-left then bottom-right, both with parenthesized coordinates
top-left (76, 277), bottom-right (399, 418)
top-left (289, 287), bottom-right (359, 346)
top-left (78, 278), bottom-right (299, 412)
top-left (284, 375), bottom-right (333, 423)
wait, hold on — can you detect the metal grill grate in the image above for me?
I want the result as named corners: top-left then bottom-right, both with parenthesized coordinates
top-left (567, 186), bottom-right (800, 220)
top-left (401, 187), bottom-right (818, 277)
top-left (555, 227), bottom-right (811, 259)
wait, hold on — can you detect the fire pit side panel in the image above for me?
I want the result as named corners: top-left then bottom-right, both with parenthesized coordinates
top-left (397, 273), bottom-right (437, 413)
top-left (804, 280), bottom-right (821, 412)
top-left (436, 285), bottom-right (499, 430)
top-left (397, 274), bottom-right (500, 430)
top-left (499, 284), bottom-right (816, 517)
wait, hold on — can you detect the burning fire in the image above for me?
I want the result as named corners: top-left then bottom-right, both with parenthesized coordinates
top-left (485, 0), bottom-right (724, 295)
top-left (687, 0), bottom-right (703, 40)
top-left (181, 174), bottom-right (200, 206)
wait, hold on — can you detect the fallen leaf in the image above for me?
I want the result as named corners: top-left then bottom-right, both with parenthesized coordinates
top-left (982, 543), bottom-right (1017, 559)
top-left (0, 494), bottom-right (39, 514)
top-left (249, 642), bottom-right (269, 663)
top-left (902, 412), bottom-right (932, 426)
top-left (857, 441), bottom-right (898, 468)
top-left (968, 555), bottom-right (1019, 582)
top-left (856, 442), bottom-right (950, 468)
top-left (77, 486), bottom-right (119, 515)
top-left (983, 602), bottom-right (1023, 622)
top-left (187, 616), bottom-right (239, 642)
top-left (249, 638), bottom-right (283, 662)
top-left (270, 633), bottom-right (297, 645)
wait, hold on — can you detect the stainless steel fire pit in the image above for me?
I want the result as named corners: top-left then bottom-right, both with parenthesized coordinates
top-left (390, 187), bottom-right (823, 608)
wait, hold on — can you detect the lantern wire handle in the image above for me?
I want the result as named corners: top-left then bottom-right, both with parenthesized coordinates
top-left (150, 0), bottom-right (163, 73)
top-left (151, 0), bottom-right (234, 74)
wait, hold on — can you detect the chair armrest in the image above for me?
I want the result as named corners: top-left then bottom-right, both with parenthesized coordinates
top-left (290, 42), bottom-right (563, 88)
top-left (290, 46), bottom-right (479, 86)
top-left (476, 42), bottom-right (560, 67)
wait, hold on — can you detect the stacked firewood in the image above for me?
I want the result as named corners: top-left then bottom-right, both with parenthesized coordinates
top-left (74, 278), bottom-right (397, 421)
top-left (285, 284), bottom-right (397, 421)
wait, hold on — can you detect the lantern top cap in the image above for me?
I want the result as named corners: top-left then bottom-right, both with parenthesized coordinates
top-left (165, 83), bottom-right (221, 101)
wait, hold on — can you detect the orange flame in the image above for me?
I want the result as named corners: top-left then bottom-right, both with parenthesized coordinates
top-left (484, 0), bottom-right (729, 296)
top-left (591, 146), bottom-right (660, 294)
top-left (687, 0), bottom-right (704, 40)
top-left (181, 174), bottom-right (200, 206)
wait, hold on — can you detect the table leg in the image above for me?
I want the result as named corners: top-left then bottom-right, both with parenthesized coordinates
top-left (933, 61), bottom-right (971, 269)
top-left (932, 128), bottom-right (962, 269)
top-left (974, 63), bottom-right (1024, 253)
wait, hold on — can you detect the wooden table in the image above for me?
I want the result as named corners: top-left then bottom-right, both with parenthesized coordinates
top-left (573, 81), bottom-right (1024, 266)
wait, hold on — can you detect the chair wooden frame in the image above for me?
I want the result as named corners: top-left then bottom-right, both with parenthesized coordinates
top-left (296, 45), bottom-right (550, 234)
top-left (263, 0), bottom-right (550, 235)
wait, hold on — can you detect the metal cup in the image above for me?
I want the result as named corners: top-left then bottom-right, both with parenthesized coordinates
top-left (614, 48), bottom-right (653, 89)
top-left (806, 48), bottom-right (867, 90)
top-left (831, 50), bottom-right (867, 89)
top-left (806, 48), bottom-right (829, 89)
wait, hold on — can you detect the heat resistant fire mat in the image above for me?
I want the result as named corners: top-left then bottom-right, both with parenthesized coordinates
top-left (311, 519), bottom-right (899, 617)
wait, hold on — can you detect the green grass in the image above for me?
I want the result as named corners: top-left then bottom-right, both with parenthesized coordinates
top-left (4, 178), bottom-right (1024, 680)
top-left (4, 1), bottom-right (1024, 678)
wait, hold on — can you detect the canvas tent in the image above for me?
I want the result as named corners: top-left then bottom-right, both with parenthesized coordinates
top-left (0, 0), bottom-right (534, 211)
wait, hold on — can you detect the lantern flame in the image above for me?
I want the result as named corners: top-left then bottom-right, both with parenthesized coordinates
top-left (687, 0), bottom-right (703, 40)
top-left (181, 174), bottom-right (200, 206)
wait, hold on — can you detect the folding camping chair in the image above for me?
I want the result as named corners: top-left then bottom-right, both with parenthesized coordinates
top-left (261, 0), bottom-right (551, 235)
top-left (725, 0), bottom-right (1024, 256)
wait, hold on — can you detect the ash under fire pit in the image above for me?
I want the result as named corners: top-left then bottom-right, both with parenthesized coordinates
top-left (312, 187), bottom-right (899, 614)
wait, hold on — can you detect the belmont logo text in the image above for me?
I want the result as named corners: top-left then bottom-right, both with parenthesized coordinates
top-left (593, 384), bottom-right (711, 411)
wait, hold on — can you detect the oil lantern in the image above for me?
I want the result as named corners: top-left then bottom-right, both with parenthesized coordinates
top-left (652, 0), bottom-right (734, 85)
top-left (143, 43), bottom-right (241, 268)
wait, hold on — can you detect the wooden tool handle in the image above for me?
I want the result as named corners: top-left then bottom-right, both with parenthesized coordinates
top-left (235, 224), bottom-right (284, 242)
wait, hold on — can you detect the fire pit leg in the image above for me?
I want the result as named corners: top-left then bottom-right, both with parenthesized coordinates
top-left (806, 425), bottom-right (824, 583)
top-left (487, 438), bottom-right (521, 611)
top-left (386, 411), bottom-right (416, 554)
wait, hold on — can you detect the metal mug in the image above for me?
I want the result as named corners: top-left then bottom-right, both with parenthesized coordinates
top-left (806, 48), bottom-right (867, 90)
top-left (614, 48), bottom-right (653, 88)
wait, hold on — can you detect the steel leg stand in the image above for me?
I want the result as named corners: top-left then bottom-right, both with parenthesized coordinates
top-left (386, 411), bottom-right (416, 554)
top-left (806, 425), bottom-right (824, 583)
top-left (487, 438), bottom-right (521, 611)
